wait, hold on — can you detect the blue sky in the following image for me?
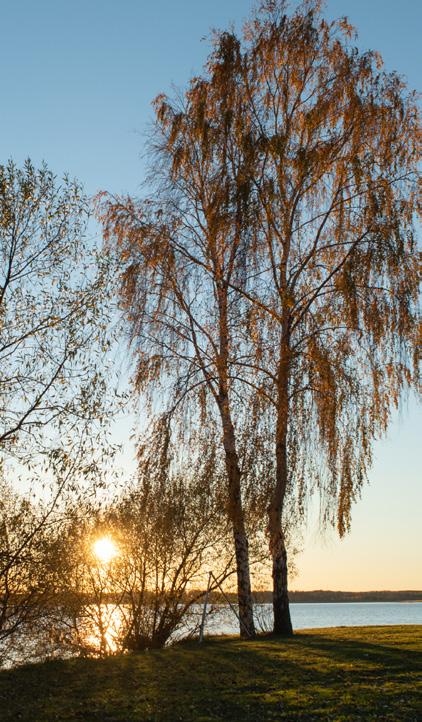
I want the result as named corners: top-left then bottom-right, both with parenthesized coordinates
top-left (1, 0), bottom-right (420, 589)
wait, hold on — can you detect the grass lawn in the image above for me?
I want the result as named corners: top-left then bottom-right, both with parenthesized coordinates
top-left (0, 625), bottom-right (420, 721)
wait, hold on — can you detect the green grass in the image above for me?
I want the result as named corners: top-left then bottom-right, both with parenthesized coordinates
top-left (0, 626), bottom-right (421, 721)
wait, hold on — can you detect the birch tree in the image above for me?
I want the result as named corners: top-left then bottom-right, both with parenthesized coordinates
top-left (98, 0), bottom-right (419, 637)
top-left (96, 127), bottom-right (262, 637)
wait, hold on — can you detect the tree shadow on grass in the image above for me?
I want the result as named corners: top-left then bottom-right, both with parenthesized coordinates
top-left (266, 628), bottom-right (422, 674)
top-left (0, 630), bottom-right (420, 721)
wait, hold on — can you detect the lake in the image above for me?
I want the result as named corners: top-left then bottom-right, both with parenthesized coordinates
top-left (2, 602), bottom-right (421, 668)
top-left (204, 601), bottom-right (422, 636)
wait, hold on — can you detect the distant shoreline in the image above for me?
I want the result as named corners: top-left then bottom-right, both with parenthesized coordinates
top-left (200, 590), bottom-right (422, 604)
top-left (58, 590), bottom-right (422, 605)
top-left (251, 590), bottom-right (422, 604)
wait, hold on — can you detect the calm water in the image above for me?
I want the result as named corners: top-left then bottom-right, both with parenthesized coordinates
top-left (2, 602), bottom-right (421, 667)
top-left (205, 601), bottom-right (422, 635)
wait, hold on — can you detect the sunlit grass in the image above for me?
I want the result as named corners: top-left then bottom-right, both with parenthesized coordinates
top-left (1, 625), bottom-right (420, 721)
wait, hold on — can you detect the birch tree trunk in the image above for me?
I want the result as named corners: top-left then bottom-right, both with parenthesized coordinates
top-left (216, 280), bottom-right (255, 639)
top-left (219, 394), bottom-right (256, 639)
top-left (268, 333), bottom-right (293, 636)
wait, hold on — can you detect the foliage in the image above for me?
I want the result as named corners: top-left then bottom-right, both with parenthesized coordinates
top-left (0, 626), bottom-right (420, 721)
top-left (219, 0), bottom-right (420, 535)
top-left (0, 159), bottom-right (116, 466)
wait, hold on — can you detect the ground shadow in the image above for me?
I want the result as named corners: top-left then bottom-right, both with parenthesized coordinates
top-left (0, 627), bottom-right (421, 721)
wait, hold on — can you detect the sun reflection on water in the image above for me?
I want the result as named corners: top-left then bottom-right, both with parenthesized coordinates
top-left (82, 604), bottom-right (126, 655)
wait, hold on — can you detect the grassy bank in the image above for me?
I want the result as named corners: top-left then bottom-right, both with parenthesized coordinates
top-left (0, 626), bottom-right (420, 721)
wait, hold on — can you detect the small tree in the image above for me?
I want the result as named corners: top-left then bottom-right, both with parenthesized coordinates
top-left (112, 468), bottom-right (234, 650)
top-left (55, 443), bottom-right (236, 654)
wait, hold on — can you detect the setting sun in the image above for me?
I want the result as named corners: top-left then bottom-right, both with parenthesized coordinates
top-left (92, 536), bottom-right (118, 565)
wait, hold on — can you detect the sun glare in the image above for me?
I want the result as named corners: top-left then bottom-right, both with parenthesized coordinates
top-left (92, 536), bottom-right (118, 565)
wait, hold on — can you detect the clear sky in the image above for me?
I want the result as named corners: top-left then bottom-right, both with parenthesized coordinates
top-left (1, 0), bottom-right (420, 590)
